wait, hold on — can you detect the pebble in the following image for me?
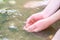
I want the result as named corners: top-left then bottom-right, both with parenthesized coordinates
top-left (7, 10), bottom-right (16, 13)
top-left (8, 0), bottom-right (16, 5)
top-left (0, 0), bottom-right (4, 4)
top-left (2, 37), bottom-right (9, 40)
top-left (0, 9), bottom-right (6, 14)
top-left (9, 25), bottom-right (17, 29)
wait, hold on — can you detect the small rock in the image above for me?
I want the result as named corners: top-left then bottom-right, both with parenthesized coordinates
top-left (7, 10), bottom-right (16, 13)
top-left (0, 9), bottom-right (6, 14)
top-left (2, 37), bottom-right (9, 40)
top-left (0, 0), bottom-right (4, 4)
top-left (8, 0), bottom-right (16, 5)
top-left (9, 25), bottom-right (17, 29)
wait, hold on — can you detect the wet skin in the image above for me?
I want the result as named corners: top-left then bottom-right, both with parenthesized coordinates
top-left (24, 0), bottom-right (60, 32)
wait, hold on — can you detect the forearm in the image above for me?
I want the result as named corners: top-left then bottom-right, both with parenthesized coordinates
top-left (46, 10), bottom-right (60, 26)
top-left (42, 0), bottom-right (60, 17)
top-left (50, 10), bottom-right (60, 20)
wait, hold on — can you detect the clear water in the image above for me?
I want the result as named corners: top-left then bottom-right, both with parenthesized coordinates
top-left (0, 0), bottom-right (59, 40)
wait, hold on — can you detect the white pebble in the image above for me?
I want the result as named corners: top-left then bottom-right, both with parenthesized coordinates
top-left (9, 23), bottom-right (17, 29)
top-left (0, 9), bottom-right (6, 14)
top-left (7, 10), bottom-right (16, 13)
top-left (8, 0), bottom-right (16, 5)
top-left (9, 25), bottom-right (17, 29)
top-left (0, 0), bottom-right (4, 4)
top-left (12, 15), bottom-right (16, 17)
top-left (3, 38), bottom-right (9, 40)
top-left (19, 13), bottom-right (22, 16)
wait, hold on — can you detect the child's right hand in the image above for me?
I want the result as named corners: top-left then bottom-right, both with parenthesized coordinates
top-left (24, 12), bottom-right (45, 29)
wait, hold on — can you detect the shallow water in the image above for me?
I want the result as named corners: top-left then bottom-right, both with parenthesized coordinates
top-left (0, 0), bottom-right (59, 40)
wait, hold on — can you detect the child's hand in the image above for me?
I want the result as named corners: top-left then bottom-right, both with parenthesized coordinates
top-left (24, 12), bottom-right (44, 29)
top-left (23, 12), bottom-right (51, 32)
top-left (24, 10), bottom-right (60, 32)
top-left (23, 0), bottom-right (60, 32)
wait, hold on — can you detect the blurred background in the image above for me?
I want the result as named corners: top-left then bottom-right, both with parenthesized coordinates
top-left (0, 0), bottom-right (60, 40)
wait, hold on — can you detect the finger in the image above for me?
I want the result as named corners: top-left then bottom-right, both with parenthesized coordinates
top-left (26, 14), bottom-right (44, 26)
top-left (25, 18), bottom-right (33, 28)
top-left (33, 28), bottom-right (40, 32)
top-left (25, 13), bottom-right (44, 29)
top-left (25, 24), bottom-right (37, 32)
top-left (24, 9), bottom-right (60, 32)
top-left (25, 15), bottom-right (36, 28)
top-left (26, 15), bottom-right (34, 24)
top-left (25, 18), bottom-right (49, 32)
top-left (24, 18), bottom-right (40, 30)
top-left (25, 19), bottom-right (43, 32)
top-left (33, 10), bottom-right (60, 32)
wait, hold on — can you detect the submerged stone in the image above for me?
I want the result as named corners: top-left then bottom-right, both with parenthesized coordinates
top-left (2, 37), bottom-right (9, 40)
